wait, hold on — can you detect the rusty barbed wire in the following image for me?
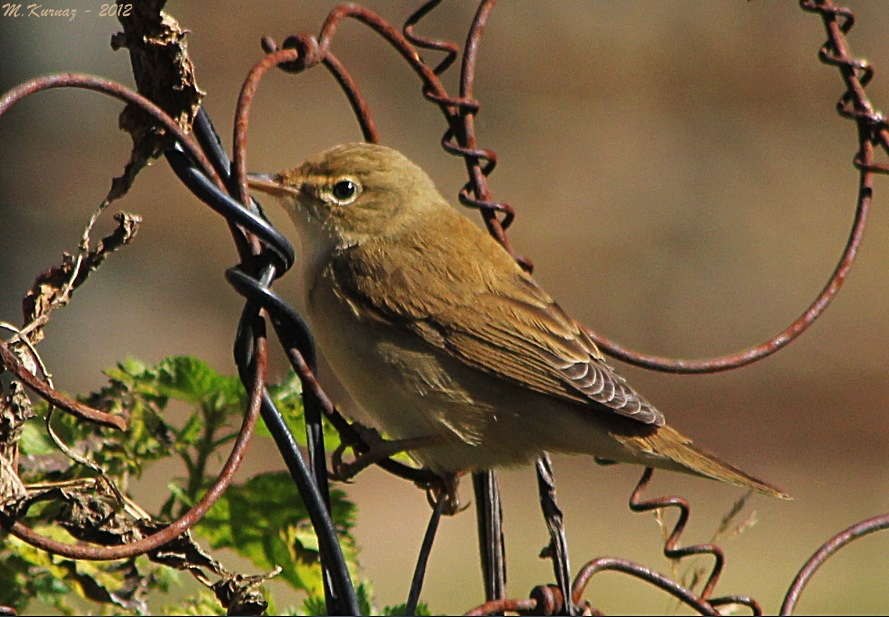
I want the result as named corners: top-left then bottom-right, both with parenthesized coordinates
top-left (585, 0), bottom-right (885, 376)
top-left (464, 468), bottom-right (763, 616)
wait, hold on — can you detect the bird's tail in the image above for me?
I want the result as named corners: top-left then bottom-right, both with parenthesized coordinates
top-left (615, 425), bottom-right (791, 499)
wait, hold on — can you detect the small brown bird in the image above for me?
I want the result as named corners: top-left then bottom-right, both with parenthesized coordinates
top-left (248, 142), bottom-right (788, 500)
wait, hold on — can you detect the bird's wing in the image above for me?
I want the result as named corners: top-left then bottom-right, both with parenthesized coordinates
top-left (438, 279), bottom-right (664, 425)
top-left (325, 212), bottom-right (664, 426)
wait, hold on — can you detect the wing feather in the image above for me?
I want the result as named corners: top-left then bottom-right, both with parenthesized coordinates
top-left (324, 209), bottom-right (664, 426)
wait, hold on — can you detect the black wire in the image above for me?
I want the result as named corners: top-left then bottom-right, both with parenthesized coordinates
top-left (226, 265), bottom-right (316, 368)
top-left (232, 275), bottom-right (359, 616)
top-left (227, 264), bottom-right (334, 507)
top-left (168, 108), bottom-right (349, 613)
top-left (192, 107), bottom-right (232, 182)
top-left (406, 491), bottom-right (446, 616)
top-left (126, 29), bottom-right (355, 614)
top-left (164, 146), bottom-right (294, 271)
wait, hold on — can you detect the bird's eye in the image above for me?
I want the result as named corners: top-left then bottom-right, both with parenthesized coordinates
top-left (330, 179), bottom-right (359, 204)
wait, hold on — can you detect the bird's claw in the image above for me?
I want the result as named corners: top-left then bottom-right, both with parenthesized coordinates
top-left (330, 422), bottom-right (438, 482)
top-left (330, 423), bottom-right (387, 481)
top-left (420, 473), bottom-right (467, 516)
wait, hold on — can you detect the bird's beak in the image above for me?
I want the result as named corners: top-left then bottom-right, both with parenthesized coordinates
top-left (246, 172), bottom-right (299, 198)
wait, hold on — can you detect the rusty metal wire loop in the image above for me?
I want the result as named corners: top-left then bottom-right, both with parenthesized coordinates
top-left (463, 597), bottom-right (540, 616)
top-left (0, 344), bottom-right (125, 431)
top-left (569, 469), bottom-right (760, 614)
top-left (403, 0), bottom-right (459, 76)
top-left (0, 74), bottom-right (264, 560)
top-left (780, 512), bottom-right (889, 614)
top-left (628, 469), bottom-right (727, 600)
top-left (0, 68), bottom-right (359, 613)
top-left (462, 584), bottom-right (574, 616)
top-left (464, 467), bottom-right (763, 616)
top-left (572, 558), bottom-right (729, 617)
top-left (5, 314), bottom-right (266, 561)
top-left (586, 0), bottom-right (886, 375)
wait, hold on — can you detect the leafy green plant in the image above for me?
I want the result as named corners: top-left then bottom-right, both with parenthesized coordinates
top-left (1, 355), bottom-right (423, 615)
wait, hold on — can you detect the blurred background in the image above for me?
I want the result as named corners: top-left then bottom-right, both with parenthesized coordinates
top-left (2, 1), bottom-right (889, 614)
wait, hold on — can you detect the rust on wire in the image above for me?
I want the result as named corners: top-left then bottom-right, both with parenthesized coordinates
top-left (628, 469), bottom-right (725, 600)
top-left (0, 73), bottom-right (225, 197)
top-left (232, 47), bottom-right (303, 208)
top-left (403, 0), bottom-right (460, 76)
top-left (463, 596), bottom-right (542, 616)
top-left (780, 512), bottom-right (889, 615)
top-left (587, 0), bottom-right (884, 374)
top-left (567, 470), bottom-right (762, 614)
top-left (0, 344), bottom-right (125, 432)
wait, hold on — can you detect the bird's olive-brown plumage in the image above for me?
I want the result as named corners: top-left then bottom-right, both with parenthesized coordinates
top-left (249, 142), bottom-right (788, 499)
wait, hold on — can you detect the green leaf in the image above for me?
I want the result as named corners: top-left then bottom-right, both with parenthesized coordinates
top-left (195, 471), bottom-right (359, 598)
top-left (19, 420), bottom-right (58, 456)
top-left (259, 371), bottom-right (347, 456)
top-left (6, 355), bottom-right (412, 614)
top-left (301, 580), bottom-right (376, 616)
top-left (383, 601), bottom-right (431, 616)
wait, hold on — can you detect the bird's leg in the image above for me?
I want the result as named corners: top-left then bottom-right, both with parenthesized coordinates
top-left (331, 421), bottom-right (442, 481)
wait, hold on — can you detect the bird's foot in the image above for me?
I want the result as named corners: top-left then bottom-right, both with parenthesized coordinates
top-left (419, 472), bottom-right (467, 516)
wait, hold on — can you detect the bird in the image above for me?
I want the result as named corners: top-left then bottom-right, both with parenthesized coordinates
top-left (247, 142), bottom-right (789, 500)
